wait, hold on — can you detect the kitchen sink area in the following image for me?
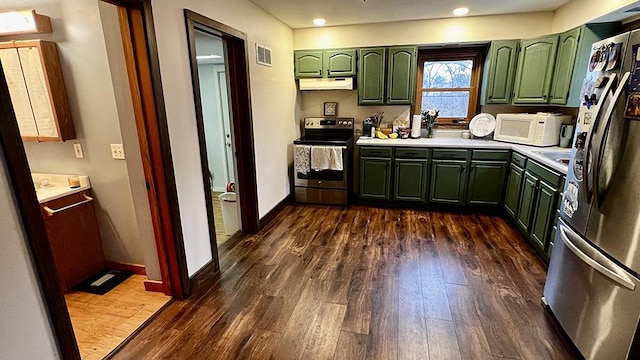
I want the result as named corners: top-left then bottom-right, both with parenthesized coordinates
top-left (533, 150), bottom-right (572, 165)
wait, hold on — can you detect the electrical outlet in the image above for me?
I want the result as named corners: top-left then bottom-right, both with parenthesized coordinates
top-left (73, 143), bottom-right (84, 158)
top-left (110, 144), bottom-right (125, 160)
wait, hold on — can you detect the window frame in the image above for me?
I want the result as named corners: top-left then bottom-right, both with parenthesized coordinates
top-left (414, 47), bottom-right (485, 126)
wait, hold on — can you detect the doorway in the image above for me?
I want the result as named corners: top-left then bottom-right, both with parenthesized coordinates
top-left (185, 9), bottom-right (260, 261)
top-left (194, 30), bottom-right (238, 246)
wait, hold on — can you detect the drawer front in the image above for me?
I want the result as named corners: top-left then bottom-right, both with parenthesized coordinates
top-left (472, 149), bottom-right (510, 161)
top-left (395, 148), bottom-right (429, 159)
top-left (432, 149), bottom-right (468, 160)
top-left (360, 146), bottom-right (392, 158)
top-left (511, 152), bottom-right (527, 167)
top-left (526, 159), bottom-right (562, 187)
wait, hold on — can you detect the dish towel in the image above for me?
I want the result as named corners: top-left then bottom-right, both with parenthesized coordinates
top-left (310, 146), bottom-right (346, 171)
top-left (311, 146), bottom-right (331, 170)
top-left (294, 145), bottom-right (311, 175)
top-left (329, 147), bottom-right (343, 171)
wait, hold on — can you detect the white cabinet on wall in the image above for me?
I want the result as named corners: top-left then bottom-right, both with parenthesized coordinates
top-left (0, 40), bottom-right (74, 142)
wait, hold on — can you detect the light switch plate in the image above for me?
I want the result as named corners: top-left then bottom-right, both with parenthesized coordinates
top-left (110, 144), bottom-right (125, 160)
top-left (73, 143), bottom-right (83, 158)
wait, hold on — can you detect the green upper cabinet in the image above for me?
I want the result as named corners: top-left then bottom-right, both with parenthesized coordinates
top-left (394, 159), bottom-right (428, 202)
top-left (512, 34), bottom-right (559, 104)
top-left (483, 40), bottom-right (519, 104)
top-left (358, 45), bottom-right (417, 105)
top-left (358, 48), bottom-right (386, 105)
top-left (558, 23), bottom-right (619, 107)
top-left (430, 160), bottom-right (467, 204)
top-left (466, 160), bottom-right (508, 206)
top-left (294, 50), bottom-right (323, 78)
top-left (294, 49), bottom-right (356, 78)
top-left (324, 49), bottom-right (357, 77)
top-left (548, 28), bottom-right (581, 105)
top-left (387, 46), bottom-right (417, 105)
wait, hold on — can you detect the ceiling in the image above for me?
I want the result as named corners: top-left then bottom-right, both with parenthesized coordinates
top-left (248, 0), bottom-right (572, 29)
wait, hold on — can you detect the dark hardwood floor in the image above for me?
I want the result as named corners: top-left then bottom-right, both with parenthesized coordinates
top-left (113, 204), bottom-right (577, 360)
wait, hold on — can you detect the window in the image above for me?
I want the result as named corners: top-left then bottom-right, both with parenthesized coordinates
top-left (414, 48), bottom-right (485, 126)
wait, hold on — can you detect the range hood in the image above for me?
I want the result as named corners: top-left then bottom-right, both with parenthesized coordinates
top-left (298, 77), bottom-right (353, 90)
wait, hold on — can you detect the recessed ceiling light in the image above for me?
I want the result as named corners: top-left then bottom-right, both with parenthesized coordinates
top-left (313, 18), bottom-right (326, 26)
top-left (453, 7), bottom-right (469, 16)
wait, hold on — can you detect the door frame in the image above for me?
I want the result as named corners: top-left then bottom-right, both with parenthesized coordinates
top-left (184, 10), bottom-right (260, 263)
top-left (0, 0), bottom-right (191, 358)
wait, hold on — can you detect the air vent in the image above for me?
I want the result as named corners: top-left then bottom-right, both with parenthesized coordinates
top-left (256, 43), bottom-right (272, 67)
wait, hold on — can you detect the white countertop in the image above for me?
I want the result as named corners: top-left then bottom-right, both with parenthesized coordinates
top-left (32, 173), bottom-right (91, 204)
top-left (356, 137), bottom-right (571, 174)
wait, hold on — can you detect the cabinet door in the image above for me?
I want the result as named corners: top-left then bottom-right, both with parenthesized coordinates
top-left (294, 50), bottom-right (323, 78)
top-left (394, 160), bottom-right (428, 202)
top-left (430, 160), bottom-right (466, 204)
top-left (512, 35), bottom-right (559, 104)
top-left (516, 172), bottom-right (537, 232)
top-left (466, 161), bottom-right (508, 206)
top-left (504, 163), bottom-right (524, 218)
top-left (0, 48), bottom-right (38, 140)
top-left (358, 48), bottom-right (386, 105)
top-left (549, 28), bottom-right (581, 105)
top-left (325, 49), bottom-right (356, 77)
top-left (530, 181), bottom-right (557, 253)
top-left (360, 157), bottom-right (392, 200)
top-left (485, 40), bottom-right (519, 104)
top-left (387, 46), bottom-right (417, 105)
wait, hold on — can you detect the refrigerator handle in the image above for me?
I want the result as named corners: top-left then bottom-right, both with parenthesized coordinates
top-left (583, 73), bottom-right (617, 203)
top-left (592, 71), bottom-right (631, 209)
top-left (559, 224), bottom-right (636, 291)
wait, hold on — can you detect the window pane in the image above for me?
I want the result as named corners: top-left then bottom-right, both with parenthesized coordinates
top-left (422, 60), bottom-right (472, 88)
top-left (421, 91), bottom-right (469, 118)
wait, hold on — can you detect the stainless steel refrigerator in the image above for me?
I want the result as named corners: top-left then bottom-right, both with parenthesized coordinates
top-left (544, 29), bottom-right (640, 360)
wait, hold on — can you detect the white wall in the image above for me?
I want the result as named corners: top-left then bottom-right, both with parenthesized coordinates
top-left (0, 0), bottom-right (160, 278)
top-left (0, 147), bottom-right (60, 360)
top-left (553, 0), bottom-right (640, 33)
top-left (151, 0), bottom-right (297, 276)
top-left (293, 12), bottom-right (555, 49)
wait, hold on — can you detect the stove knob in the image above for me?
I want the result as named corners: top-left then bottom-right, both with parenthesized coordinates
top-left (347, 121), bottom-right (353, 125)
top-left (305, 121), bottom-right (309, 125)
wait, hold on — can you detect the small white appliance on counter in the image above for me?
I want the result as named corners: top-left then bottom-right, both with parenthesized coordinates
top-left (494, 112), bottom-right (571, 146)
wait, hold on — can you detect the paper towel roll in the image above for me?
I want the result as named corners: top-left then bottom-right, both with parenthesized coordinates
top-left (411, 115), bottom-right (422, 138)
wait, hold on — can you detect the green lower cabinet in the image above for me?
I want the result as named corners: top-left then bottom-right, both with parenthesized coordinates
top-left (466, 161), bottom-right (508, 206)
top-left (516, 172), bottom-right (537, 232)
top-left (529, 181), bottom-right (557, 253)
top-left (394, 160), bottom-right (428, 202)
top-left (504, 163), bottom-right (525, 218)
top-left (359, 158), bottom-right (392, 200)
top-left (430, 160), bottom-right (467, 204)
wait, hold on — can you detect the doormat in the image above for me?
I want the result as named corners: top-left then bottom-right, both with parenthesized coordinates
top-left (73, 269), bottom-right (133, 295)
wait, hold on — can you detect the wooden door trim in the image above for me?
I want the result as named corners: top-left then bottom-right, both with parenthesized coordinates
top-left (183, 10), bottom-right (260, 289)
top-left (184, 10), bottom-right (259, 236)
top-left (116, 5), bottom-right (189, 299)
top-left (0, 65), bottom-right (80, 359)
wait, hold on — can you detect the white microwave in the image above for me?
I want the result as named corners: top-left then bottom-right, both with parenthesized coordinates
top-left (494, 113), bottom-right (571, 146)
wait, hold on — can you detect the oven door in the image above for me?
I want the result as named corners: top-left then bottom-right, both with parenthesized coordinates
top-left (294, 145), bottom-right (349, 189)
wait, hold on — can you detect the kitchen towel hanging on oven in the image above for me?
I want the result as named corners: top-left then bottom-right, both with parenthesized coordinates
top-left (295, 144), bottom-right (311, 175)
top-left (311, 145), bottom-right (345, 171)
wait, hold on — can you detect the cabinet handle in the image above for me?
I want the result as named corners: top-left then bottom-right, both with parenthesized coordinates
top-left (43, 194), bottom-right (93, 217)
top-left (488, 95), bottom-right (493, 99)
top-left (543, 94), bottom-right (548, 99)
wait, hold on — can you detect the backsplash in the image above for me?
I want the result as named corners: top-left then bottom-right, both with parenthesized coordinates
top-left (299, 90), bottom-right (413, 136)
